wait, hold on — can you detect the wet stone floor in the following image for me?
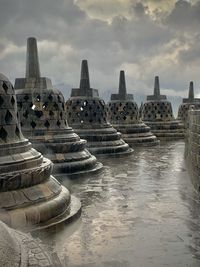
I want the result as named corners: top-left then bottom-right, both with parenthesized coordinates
top-left (36, 141), bottom-right (200, 267)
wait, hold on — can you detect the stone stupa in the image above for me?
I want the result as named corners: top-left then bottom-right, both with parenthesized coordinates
top-left (178, 81), bottom-right (200, 128)
top-left (141, 76), bottom-right (184, 140)
top-left (107, 71), bottom-right (159, 146)
top-left (15, 38), bottom-right (102, 177)
top-left (66, 60), bottom-right (133, 156)
top-left (0, 73), bottom-right (81, 230)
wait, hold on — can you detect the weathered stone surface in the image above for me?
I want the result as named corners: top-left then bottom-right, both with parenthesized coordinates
top-left (185, 109), bottom-right (200, 192)
top-left (178, 82), bottom-right (200, 128)
top-left (15, 38), bottom-right (102, 176)
top-left (0, 73), bottom-right (81, 230)
top-left (0, 221), bottom-right (54, 267)
top-left (141, 76), bottom-right (184, 140)
top-left (66, 60), bottom-right (133, 156)
top-left (107, 71), bottom-right (159, 147)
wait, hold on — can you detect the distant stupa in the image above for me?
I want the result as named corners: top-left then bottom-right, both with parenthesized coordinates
top-left (15, 38), bottom-right (103, 177)
top-left (178, 81), bottom-right (200, 128)
top-left (107, 70), bottom-right (159, 146)
top-left (141, 76), bottom-right (184, 140)
top-left (66, 60), bottom-right (133, 156)
top-left (0, 73), bottom-right (81, 230)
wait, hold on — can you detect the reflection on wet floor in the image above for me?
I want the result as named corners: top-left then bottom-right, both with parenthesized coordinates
top-left (36, 141), bottom-right (200, 267)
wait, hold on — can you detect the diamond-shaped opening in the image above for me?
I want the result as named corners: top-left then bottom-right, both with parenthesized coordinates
top-left (24, 95), bottom-right (29, 101)
top-left (0, 96), bottom-right (4, 107)
top-left (0, 127), bottom-right (8, 141)
top-left (57, 120), bottom-right (61, 127)
top-left (31, 121), bottom-right (36, 129)
top-left (5, 110), bottom-right (13, 124)
top-left (23, 110), bottom-right (29, 119)
top-left (43, 102), bottom-right (48, 109)
top-left (2, 82), bottom-right (8, 93)
top-left (36, 95), bottom-right (41, 101)
top-left (44, 120), bottom-right (50, 128)
top-left (11, 96), bottom-right (15, 106)
top-left (35, 110), bottom-right (43, 118)
top-left (49, 110), bottom-right (54, 117)
top-left (15, 126), bottom-right (20, 139)
top-left (53, 103), bottom-right (58, 109)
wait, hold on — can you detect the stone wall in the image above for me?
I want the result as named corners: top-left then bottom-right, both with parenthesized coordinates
top-left (186, 109), bottom-right (200, 191)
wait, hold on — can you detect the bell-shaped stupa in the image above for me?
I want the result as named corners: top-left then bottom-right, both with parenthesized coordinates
top-left (66, 60), bottom-right (133, 156)
top-left (107, 71), bottom-right (159, 146)
top-left (178, 81), bottom-right (200, 128)
top-left (0, 73), bottom-right (81, 230)
top-left (15, 38), bottom-right (102, 177)
top-left (141, 76), bottom-right (184, 140)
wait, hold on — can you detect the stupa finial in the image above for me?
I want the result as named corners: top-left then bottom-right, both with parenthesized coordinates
top-left (154, 76), bottom-right (160, 97)
top-left (188, 81), bottom-right (194, 100)
top-left (26, 37), bottom-right (41, 78)
top-left (119, 70), bottom-right (127, 98)
top-left (80, 59), bottom-right (90, 92)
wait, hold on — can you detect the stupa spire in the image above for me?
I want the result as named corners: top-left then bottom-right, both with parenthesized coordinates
top-left (154, 76), bottom-right (160, 97)
top-left (188, 81), bottom-right (194, 100)
top-left (119, 70), bottom-right (127, 99)
top-left (80, 60), bottom-right (90, 92)
top-left (25, 37), bottom-right (41, 78)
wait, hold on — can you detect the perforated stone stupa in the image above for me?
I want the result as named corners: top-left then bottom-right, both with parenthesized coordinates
top-left (0, 73), bottom-right (81, 230)
top-left (178, 81), bottom-right (200, 128)
top-left (107, 71), bottom-right (159, 146)
top-left (15, 38), bottom-right (102, 177)
top-left (141, 76), bottom-right (184, 140)
top-left (66, 60), bottom-right (133, 156)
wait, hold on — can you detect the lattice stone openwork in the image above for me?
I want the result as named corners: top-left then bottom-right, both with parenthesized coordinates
top-left (107, 71), bottom-right (159, 146)
top-left (15, 37), bottom-right (102, 176)
top-left (66, 60), bottom-right (133, 156)
top-left (0, 73), bottom-right (81, 230)
top-left (141, 76), bottom-right (184, 140)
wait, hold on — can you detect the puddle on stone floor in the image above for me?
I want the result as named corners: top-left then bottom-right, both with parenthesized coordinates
top-left (35, 141), bottom-right (200, 267)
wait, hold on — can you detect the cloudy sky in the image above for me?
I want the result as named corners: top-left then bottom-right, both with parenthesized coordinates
top-left (0, 0), bottom-right (200, 114)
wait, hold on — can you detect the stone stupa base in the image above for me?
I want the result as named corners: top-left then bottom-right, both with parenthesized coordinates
top-left (33, 194), bottom-right (82, 231)
top-left (113, 123), bottom-right (160, 147)
top-left (144, 121), bottom-right (185, 141)
top-left (27, 129), bottom-right (103, 178)
top-left (0, 174), bottom-right (81, 232)
top-left (74, 125), bottom-right (134, 157)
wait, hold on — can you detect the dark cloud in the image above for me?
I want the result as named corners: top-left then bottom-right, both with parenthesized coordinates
top-left (131, 2), bottom-right (148, 17)
top-left (165, 0), bottom-right (200, 30)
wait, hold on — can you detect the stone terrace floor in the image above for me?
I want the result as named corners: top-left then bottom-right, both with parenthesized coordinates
top-left (36, 141), bottom-right (200, 267)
